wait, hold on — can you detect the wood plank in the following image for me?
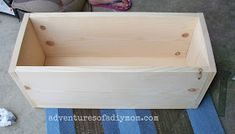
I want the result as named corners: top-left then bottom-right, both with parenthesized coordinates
top-left (16, 66), bottom-right (200, 72)
top-left (186, 13), bottom-right (216, 71)
top-left (24, 86), bottom-right (201, 108)
top-left (186, 17), bottom-right (209, 68)
top-left (187, 14), bottom-right (216, 107)
top-left (15, 70), bottom-right (206, 108)
top-left (17, 17), bottom-right (45, 66)
top-left (197, 14), bottom-right (216, 72)
top-left (9, 13), bottom-right (30, 72)
top-left (44, 57), bottom-right (188, 66)
top-left (15, 70), bottom-right (204, 92)
top-left (29, 12), bottom-right (197, 57)
top-left (8, 14), bottom-right (37, 106)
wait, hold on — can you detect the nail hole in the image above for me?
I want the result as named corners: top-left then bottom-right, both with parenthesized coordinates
top-left (24, 85), bottom-right (31, 90)
top-left (40, 25), bottom-right (46, 30)
top-left (182, 33), bottom-right (189, 38)
top-left (46, 41), bottom-right (55, 47)
top-left (188, 88), bottom-right (197, 92)
top-left (198, 68), bottom-right (203, 80)
top-left (175, 51), bottom-right (181, 56)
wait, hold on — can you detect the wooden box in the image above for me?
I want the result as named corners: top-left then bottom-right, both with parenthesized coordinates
top-left (9, 13), bottom-right (216, 109)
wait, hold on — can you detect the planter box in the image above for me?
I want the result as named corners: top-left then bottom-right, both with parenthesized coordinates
top-left (9, 13), bottom-right (216, 109)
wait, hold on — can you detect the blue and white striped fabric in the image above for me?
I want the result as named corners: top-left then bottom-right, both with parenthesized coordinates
top-left (45, 95), bottom-right (224, 134)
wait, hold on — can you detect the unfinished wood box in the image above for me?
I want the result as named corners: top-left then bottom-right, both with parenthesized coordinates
top-left (9, 13), bottom-right (216, 109)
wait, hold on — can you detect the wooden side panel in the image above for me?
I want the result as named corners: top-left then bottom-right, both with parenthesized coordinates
top-left (198, 14), bottom-right (216, 72)
top-left (186, 18), bottom-right (209, 68)
top-left (186, 13), bottom-right (216, 71)
top-left (187, 14), bottom-right (216, 107)
top-left (8, 14), bottom-right (38, 106)
top-left (29, 13), bottom-right (197, 58)
top-left (44, 57), bottom-right (188, 66)
top-left (17, 18), bottom-right (45, 66)
top-left (15, 70), bottom-right (208, 108)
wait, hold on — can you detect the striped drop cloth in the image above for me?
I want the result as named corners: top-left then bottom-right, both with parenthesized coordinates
top-left (45, 95), bottom-right (224, 134)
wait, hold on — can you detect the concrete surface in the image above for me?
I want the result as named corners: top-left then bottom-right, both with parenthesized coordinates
top-left (0, 0), bottom-right (234, 133)
top-left (222, 80), bottom-right (235, 134)
top-left (0, 15), bottom-right (45, 134)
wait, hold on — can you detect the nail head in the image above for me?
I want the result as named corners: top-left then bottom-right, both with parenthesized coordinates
top-left (40, 25), bottom-right (46, 30)
top-left (46, 41), bottom-right (55, 47)
top-left (182, 33), bottom-right (189, 38)
top-left (188, 88), bottom-right (197, 92)
top-left (24, 85), bottom-right (31, 90)
top-left (175, 51), bottom-right (181, 56)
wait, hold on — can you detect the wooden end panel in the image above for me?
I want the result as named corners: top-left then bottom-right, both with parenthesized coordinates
top-left (16, 18), bottom-right (46, 66)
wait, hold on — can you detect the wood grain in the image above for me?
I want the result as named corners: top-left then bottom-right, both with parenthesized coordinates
top-left (8, 14), bottom-right (37, 106)
top-left (44, 57), bottom-right (188, 66)
top-left (9, 13), bottom-right (216, 108)
top-left (15, 71), bottom-right (207, 108)
top-left (29, 12), bottom-right (197, 57)
top-left (17, 19), bottom-right (45, 66)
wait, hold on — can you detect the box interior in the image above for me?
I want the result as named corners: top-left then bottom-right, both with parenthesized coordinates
top-left (17, 14), bottom-right (209, 68)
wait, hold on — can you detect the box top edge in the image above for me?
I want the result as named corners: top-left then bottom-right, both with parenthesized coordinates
top-left (198, 14), bottom-right (217, 73)
top-left (15, 66), bottom-right (204, 73)
top-left (8, 13), bottom-right (30, 73)
top-left (28, 12), bottom-right (204, 18)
